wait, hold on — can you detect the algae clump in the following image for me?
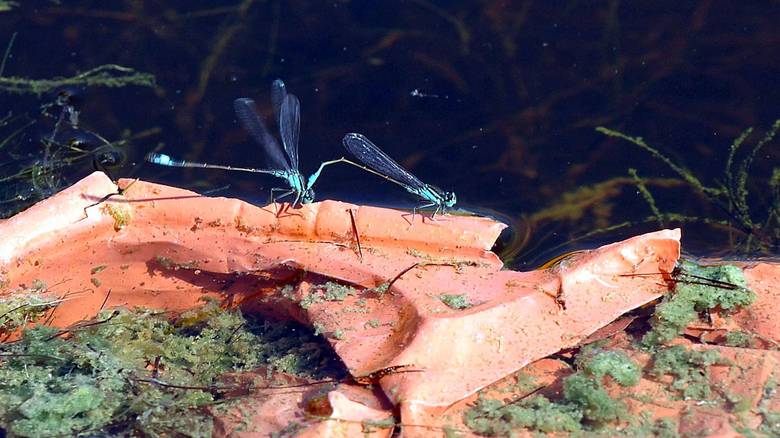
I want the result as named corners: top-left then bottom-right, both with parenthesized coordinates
top-left (438, 293), bottom-right (472, 309)
top-left (0, 300), bottom-right (343, 436)
top-left (642, 260), bottom-right (755, 347)
top-left (0, 293), bottom-right (58, 332)
top-left (650, 345), bottom-right (730, 401)
top-left (464, 349), bottom-right (641, 435)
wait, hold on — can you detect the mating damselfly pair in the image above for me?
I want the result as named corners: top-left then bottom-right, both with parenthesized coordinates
top-left (146, 79), bottom-right (456, 218)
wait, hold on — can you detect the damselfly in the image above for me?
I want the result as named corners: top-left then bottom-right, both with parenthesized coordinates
top-left (146, 79), bottom-right (344, 207)
top-left (341, 133), bottom-right (456, 218)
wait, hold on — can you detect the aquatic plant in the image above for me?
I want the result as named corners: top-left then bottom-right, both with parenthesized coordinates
top-left (597, 120), bottom-right (780, 254)
top-left (0, 64), bottom-right (155, 96)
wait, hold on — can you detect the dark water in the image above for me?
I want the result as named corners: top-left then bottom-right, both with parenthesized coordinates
top-left (1, 1), bottom-right (778, 268)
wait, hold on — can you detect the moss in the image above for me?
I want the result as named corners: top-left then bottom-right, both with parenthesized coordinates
top-left (321, 282), bottom-right (357, 301)
top-left (299, 282), bottom-right (358, 310)
top-left (642, 260), bottom-right (755, 347)
top-left (650, 417), bottom-right (681, 438)
top-left (0, 293), bottom-right (57, 332)
top-left (371, 282), bottom-right (390, 296)
top-left (0, 301), bottom-right (343, 436)
top-left (727, 391), bottom-right (752, 414)
top-left (505, 371), bottom-right (538, 394)
top-left (154, 255), bottom-right (198, 271)
top-left (575, 349), bottom-right (641, 387)
top-left (299, 291), bottom-right (324, 309)
top-left (279, 284), bottom-right (296, 301)
top-left (406, 248), bottom-right (431, 259)
top-left (464, 396), bottom-right (583, 435)
top-left (438, 293), bottom-right (472, 309)
top-left (247, 319), bottom-right (345, 379)
top-left (563, 375), bottom-right (627, 424)
top-left (723, 331), bottom-right (756, 348)
top-left (11, 385), bottom-right (108, 437)
top-left (650, 345), bottom-right (729, 400)
top-left (759, 410), bottom-right (780, 436)
top-left (463, 349), bottom-right (640, 435)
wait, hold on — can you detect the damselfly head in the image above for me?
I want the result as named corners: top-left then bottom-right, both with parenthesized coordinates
top-left (444, 191), bottom-right (457, 208)
top-left (432, 185), bottom-right (457, 208)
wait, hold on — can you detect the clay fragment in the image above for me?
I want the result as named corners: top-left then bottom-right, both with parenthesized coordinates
top-left (8, 172), bottom-right (746, 437)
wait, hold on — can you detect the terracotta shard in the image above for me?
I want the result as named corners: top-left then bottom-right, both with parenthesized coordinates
top-left (735, 262), bottom-right (780, 344)
top-left (212, 368), bottom-right (394, 437)
top-left (1, 172), bottom-right (688, 436)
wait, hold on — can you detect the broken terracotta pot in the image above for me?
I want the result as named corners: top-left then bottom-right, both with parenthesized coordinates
top-left (212, 367), bottom-right (395, 437)
top-left (1, 172), bottom-right (688, 435)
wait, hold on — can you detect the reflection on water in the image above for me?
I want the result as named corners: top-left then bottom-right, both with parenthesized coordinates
top-left (0, 1), bottom-right (778, 265)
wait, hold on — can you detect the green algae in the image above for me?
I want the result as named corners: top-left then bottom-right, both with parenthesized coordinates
top-left (298, 281), bottom-right (359, 310)
top-left (650, 345), bottom-right (730, 401)
top-left (642, 260), bottom-right (755, 347)
top-left (575, 349), bottom-right (641, 387)
top-left (0, 293), bottom-right (58, 333)
top-left (0, 300), bottom-right (344, 436)
top-left (464, 349), bottom-right (641, 435)
top-left (724, 330), bottom-right (757, 348)
top-left (464, 396), bottom-right (583, 435)
top-left (438, 293), bottom-right (473, 309)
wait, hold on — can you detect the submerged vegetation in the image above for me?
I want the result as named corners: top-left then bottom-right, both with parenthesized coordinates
top-left (0, 299), bottom-right (344, 436)
top-left (0, 31), bottom-right (156, 218)
top-left (597, 121), bottom-right (780, 254)
top-left (0, 81), bottom-right (157, 218)
top-left (0, 64), bottom-right (155, 96)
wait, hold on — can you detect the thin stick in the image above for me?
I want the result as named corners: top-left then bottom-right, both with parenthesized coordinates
top-left (0, 32), bottom-right (17, 77)
top-left (348, 208), bottom-right (363, 262)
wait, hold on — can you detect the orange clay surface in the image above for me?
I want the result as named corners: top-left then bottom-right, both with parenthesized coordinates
top-left (211, 367), bottom-right (394, 437)
top-left (6, 171), bottom-right (778, 436)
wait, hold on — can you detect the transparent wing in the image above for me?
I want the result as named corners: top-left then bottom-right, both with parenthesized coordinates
top-left (233, 98), bottom-right (290, 171)
top-left (279, 94), bottom-right (300, 171)
top-left (342, 133), bottom-right (425, 190)
top-left (270, 79), bottom-right (287, 127)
